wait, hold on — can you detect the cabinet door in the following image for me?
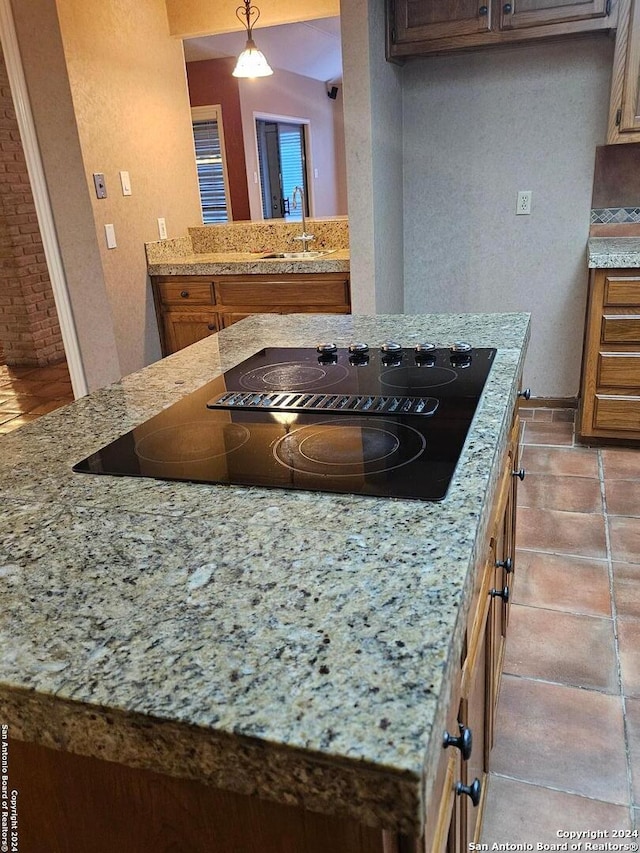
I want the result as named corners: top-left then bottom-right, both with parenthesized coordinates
top-left (617, 0), bottom-right (640, 133)
top-left (391, 0), bottom-right (492, 45)
top-left (163, 312), bottom-right (218, 354)
top-left (499, 0), bottom-right (608, 30)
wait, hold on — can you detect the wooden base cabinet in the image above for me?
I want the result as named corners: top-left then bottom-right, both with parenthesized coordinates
top-left (428, 413), bottom-right (521, 853)
top-left (579, 268), bottom-right (640, 441)
top-left (151, 273), bottom-right (351, 357)
top-left (387, 0), bottom-right (613, 59)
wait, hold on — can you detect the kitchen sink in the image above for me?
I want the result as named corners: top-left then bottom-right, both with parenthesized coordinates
top-left (260, 250), bottom-right (337, 259)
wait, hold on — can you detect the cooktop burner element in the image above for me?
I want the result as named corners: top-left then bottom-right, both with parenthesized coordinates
top-left (72, 345), bottom-right (496, 501)
top-left (273, 417), bottom-right (427, 476)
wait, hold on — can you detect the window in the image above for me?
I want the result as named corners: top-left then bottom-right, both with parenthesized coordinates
top-left (191, 106), bottom-right (231, 224)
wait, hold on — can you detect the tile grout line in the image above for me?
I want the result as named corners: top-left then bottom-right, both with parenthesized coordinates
top-left (597, 447), bottom-right (636, 827)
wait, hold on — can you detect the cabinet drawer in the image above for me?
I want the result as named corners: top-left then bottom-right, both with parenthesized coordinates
top-left (214, 277), bottom-right (349, 307)
top-left (601, 315), bottom-right (640, 344)
top-left (597, 352), bottom-right (640, 388)
top-left (156, 282), bottom-right (214, 306)
top-left (604, 275), bottom-right (640, 307)
top-left (594, 395), bottom-right (640, 431)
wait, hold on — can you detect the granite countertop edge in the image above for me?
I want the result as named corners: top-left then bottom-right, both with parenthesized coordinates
top-left (0, 312), bottom-right (530, 835)
top-left (148, 250), bottom-right (350, 277)
top-left (588, 236), bottom-right (640, 268)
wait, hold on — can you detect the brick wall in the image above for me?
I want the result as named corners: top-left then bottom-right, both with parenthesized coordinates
top-left (0, 46), bottom-right (64, 366)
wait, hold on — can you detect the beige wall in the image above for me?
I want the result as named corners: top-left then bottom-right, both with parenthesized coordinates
top-left (166, 0), bottom-right (339, 38)
top-left (11, 0), bottom-right (120, 391)
top-left (402, 37), bottom-right (613, 399)
top-left (238, 69), bottom-right (347, 221)
top-left (340, 0), bottom-right (404, 314)
top-left (12, 0), bottom-right (202, 387)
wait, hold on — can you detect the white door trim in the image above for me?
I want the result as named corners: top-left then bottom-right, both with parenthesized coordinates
top-left (0, 0), bottom-right (88, 397)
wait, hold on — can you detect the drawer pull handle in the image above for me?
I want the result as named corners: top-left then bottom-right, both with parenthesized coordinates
top-left (456, 778), bottom-right (482, 807)
top-left (207, 324), bottom-right (216, 331)
top-left (503, 3), bottom-right (512, 11)
top-left (512, 468), bottom-right (526, 481)
top-left (479, 5), bottom-right (488, 13)
top-left (443, 724), bottom-right (472, 760)
top-left (496, 557), bottom-right (513, 573)
top-left (180, 290), bottom-right (189, 298)
top-left (490, 585), bottom-right (510, 603)
top-left (518, 388), bottom-right (531, 400)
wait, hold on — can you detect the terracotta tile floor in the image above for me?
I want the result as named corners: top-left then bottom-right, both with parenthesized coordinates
top-left (0, 361), bottom-right (74, 434)
top-left (482, 409), bottom-right (640, 843)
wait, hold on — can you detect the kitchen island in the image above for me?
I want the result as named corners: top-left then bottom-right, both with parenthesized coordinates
top-left (0, 312), bottom-right (529, 852)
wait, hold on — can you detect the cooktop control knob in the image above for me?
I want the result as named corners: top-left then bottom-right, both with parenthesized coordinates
top-left (415, 342), bottom-right (436, 354)
top-left (450, 341), bottom-right (472, 353)
top-left (348, 342), bottom-right (369, 354)
top-left (381, 340), bottom-right (402, 353)
top-left (316, 342), bottom-right (337, 354)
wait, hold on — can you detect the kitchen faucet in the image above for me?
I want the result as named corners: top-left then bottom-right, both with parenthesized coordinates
top-left (291, 186), bottom-right (314, 252)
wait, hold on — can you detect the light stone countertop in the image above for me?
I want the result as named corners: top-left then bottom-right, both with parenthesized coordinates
top-left (588, 237), bottom-right (640, 268)
top-left (0, 312), bottom-right (529, 835)
top-left (147, 249), bottom-right (350, 277)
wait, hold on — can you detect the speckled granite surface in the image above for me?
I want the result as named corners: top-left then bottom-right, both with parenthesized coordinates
top-left (0, 313), bottom-right (529, 835)
top-left (147, 249), bottom-right (350, 277)
top-left (146, 219), bottom-right (350, 277)
top-left (588, 237), bottom-right (640, 267)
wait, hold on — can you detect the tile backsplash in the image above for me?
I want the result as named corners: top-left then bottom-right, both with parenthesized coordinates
top-left (590, 143), bottom-right (640, 235)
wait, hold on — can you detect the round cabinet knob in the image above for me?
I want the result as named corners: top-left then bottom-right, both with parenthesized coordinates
top-left (207, 323), bottom-right (216, 331)
top-left (503, 3), bottom-right (513, 12)
top-left (180, 290), bottom-right (189, 298)
top-left (518, 388), bottom-right (531, 400)
top-left (490, 585), bottom-right (510, 603)
top-left (348, 342), bottom-right (369, 354)
top-left (513, 468), bottom-right (526, 481)
top-left (317, 342), bottom-right (337, 354)
top-left (381, 340), bottom-right (402, 353)
top-left (496, 557), bottom-right (513, 574)
top-left (479, 4), bottom-right (488, 13)
top-left (451, 341), bottom-right (472, 353)
top-left (443, 724), bottom-right (472, 761)
top-left (456, 778), bottom-right (482, 807)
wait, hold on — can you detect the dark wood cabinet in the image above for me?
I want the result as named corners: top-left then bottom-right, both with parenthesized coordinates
top-left (607, 0), bottom-right (640, 142)
top-left (579, 268), bottom-right (640, 441)
top-left (388, 0), bottom-right (613, 58)
top-left (152, 273), bottom-right (351, 357)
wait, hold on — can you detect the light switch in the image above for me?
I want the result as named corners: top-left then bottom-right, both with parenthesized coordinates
top-left (157, 218), bottom-right (167, 240)
top-left (104, 223), bottom-right (117, 249)
top-left (93, 173), bottom-right (107, 199)
top-left (119, 170), bottom-right (132, 196)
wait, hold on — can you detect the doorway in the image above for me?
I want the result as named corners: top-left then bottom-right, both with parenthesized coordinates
top-left (256, 119), bottom-right (309, 221)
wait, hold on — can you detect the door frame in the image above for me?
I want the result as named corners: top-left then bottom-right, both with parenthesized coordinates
top-left (0, 0), bottom-right (87, 397)
top-left (251, 111), bottom-right (313, 221)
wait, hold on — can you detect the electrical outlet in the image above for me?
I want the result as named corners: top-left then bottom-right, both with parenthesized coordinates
top-left (516, 190), bottom-right (532, 215)
top-left (157, 217), bottom-right (167, 240)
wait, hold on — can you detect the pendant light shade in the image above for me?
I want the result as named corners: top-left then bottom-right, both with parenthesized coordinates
top-left (232, 1), bottom-right (273, 78)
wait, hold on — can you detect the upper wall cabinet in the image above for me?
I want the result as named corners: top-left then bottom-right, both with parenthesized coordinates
top-left (607, 0), bottom-right (640, 142)
top-left (387, 0), bottom-right (614, 58)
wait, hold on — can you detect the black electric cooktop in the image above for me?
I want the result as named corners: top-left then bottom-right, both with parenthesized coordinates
top-left (73, 343), bottom-right (496, 501)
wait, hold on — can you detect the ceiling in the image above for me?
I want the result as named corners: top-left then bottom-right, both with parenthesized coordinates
top-left (182, 16), bottom-right (343, 83)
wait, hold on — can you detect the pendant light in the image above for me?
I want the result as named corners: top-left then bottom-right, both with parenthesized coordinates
top-left (232, 0), bottom-right (273, 78)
